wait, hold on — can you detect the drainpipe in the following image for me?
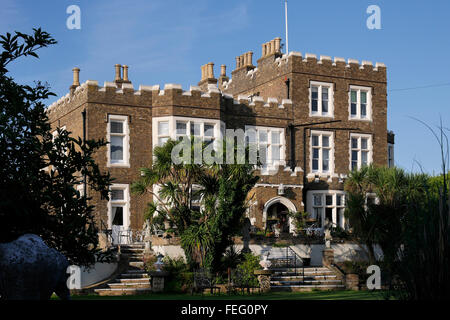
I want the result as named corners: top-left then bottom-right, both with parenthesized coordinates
top-left (82, 109), bottom-right (87, 199)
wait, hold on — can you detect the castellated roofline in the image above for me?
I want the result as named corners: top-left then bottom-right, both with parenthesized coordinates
top-left (46, 79), bottom-right (293, 116)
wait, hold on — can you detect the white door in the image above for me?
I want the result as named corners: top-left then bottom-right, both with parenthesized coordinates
top-left (111, 206), bottom-right (127, 245)
top-left (109, 186), bottom-right (130, 245)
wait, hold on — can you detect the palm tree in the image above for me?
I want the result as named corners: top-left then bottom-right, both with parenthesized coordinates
top-left (132, 137), bottom-right (259, 271)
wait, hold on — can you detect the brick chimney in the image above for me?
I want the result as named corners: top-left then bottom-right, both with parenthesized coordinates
top-left (198, 62), bottom-right (218, 91)
top-left (218, 64), bottom-right (229, 90)
top-left (69, 67), bottom-right (80, 94)
top-left (258, 37), bottom-right (282, 63)
top-left (233, 51), bottom-right (255, 72)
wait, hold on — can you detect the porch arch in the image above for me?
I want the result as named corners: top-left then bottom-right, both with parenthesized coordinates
top-left (262, 197), bottom-right (297, 234)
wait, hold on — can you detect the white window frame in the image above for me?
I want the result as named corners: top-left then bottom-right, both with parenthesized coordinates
top-left (388, 143), bottom-right (394, 168)
top-left (307, 190), bottom-right (347, 229)
top-left (349, 85), bottom-right (372, 121)
top-left (107, 115), bottom-right (130, 168)
top-left (152, 116), bottom-right (223, 149)
top-left (245, 125), bottom-right (286, 172)
top-left (309, 81), bottom-right (334, 118)
top-left (310, 130), bottom-right (334, 175)
top-left (107, 184), bottom-right (130, 230)
top-left (349, 133), bottom-right (373, 171)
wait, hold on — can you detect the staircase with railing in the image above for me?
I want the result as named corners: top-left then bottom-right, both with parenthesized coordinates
top-left (268, 246), bottom-right (345, 292)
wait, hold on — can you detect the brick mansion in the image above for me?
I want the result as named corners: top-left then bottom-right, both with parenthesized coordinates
top-left (46, 37), bottom-right (394, 244)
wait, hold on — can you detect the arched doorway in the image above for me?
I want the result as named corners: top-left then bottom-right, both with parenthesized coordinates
top-left (262, 197), bottom-right (297, 235)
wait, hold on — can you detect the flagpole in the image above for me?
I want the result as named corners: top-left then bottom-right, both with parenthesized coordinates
top-left (285, 0), bottom-right (289, 55)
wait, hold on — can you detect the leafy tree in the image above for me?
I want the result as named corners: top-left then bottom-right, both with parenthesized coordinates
top-left (132, 137), bottom-right (258, 271)
top-left (0, 29), bottom-right (112, 267)
top-left (345, 163), bottom-right (450, 299)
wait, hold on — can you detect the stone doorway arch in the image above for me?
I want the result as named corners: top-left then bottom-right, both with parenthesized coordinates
top-left (262, 197), bottom-right (297, 235)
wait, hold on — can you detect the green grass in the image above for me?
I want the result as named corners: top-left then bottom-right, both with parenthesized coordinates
top-left (67, 290), bottom-right (389, 300)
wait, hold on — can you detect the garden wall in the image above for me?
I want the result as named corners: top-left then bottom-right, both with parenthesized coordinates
top-left (151, 243), bottom-right (383, 266)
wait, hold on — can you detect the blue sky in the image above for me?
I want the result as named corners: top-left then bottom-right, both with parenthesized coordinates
top-left (2, 0), bottom-right (450, 174)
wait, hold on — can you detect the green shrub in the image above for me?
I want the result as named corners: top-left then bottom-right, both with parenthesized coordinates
top-left (236, 252), bottom-right (260, 287)
top-left (162, 257), bottom-right (193, 293)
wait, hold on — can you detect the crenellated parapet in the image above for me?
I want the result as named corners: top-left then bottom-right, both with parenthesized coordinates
top-left (222, 94), bottom-right (293, 121)
top-left (222, 37), bottom-right (387, 96)
top-left (46, 77), bottom-right (225, 122)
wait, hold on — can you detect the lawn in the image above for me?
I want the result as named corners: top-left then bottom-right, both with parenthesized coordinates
top-left (68, 290), bottom-right (388, 300)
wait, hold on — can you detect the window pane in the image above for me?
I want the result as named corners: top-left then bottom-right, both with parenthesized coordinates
top-left (312, 159), bottom-right (319, 171)
top-left (313, 194), bottom-right (322, 206)
top-left (110, 121), bottom-right (123, 134)
top-left (336, 195), bottom-right (342, 206)
top-left (322, 149), bottom-right (329, 171)
top-left (312, 99), bottom-right (318, 112)
top-left (361, 138), bottom-right (368, 150)
top-left (158, 137), bottom-right (168, 146)
top-left (313, 148), bottom-right (319, 159)
top-left (351, 138), bottom-right (358, 149)
top-left (362, 151), bottom-right (368, 165)
top-left (246, 129), bottom-right (256, 144)
top-left (322, 87), bottom-right (329, 100)
top-left (204, 124), bottom-right (214, 137)
top-left (351, 90), bottom-right (357, 103)
top-left (311, 86), bottom-right (318, 112)
top-left (111, 189), bottom-right (124, 201)
top-left (191, 123), bottom-right (201, 136)
top-left (322, 100), bottom-right (328, 113)
top-left (361, 104), bottom-right (367, 118)
top-left (158, 122), bottom-right (169, 136)
top-left (361, 91), bottom-right (367, 104)
top-left (322, 88), bottom-right (329, 113)
top-left (352, 161), bottom-right (358, 170)
top-left (112, 206), bottom-right (124, 226)
top-left (271, 145), bottom-right (280, 161)
top-left (110, 136), bottom-right (124, 160)
top-left (351, 103), bottom-right (357, 116)
top-left (271, 131), bottom-right (280, 144)
top-left (322, 136), bottom-right (329, 147)
top-left (259, 130), bottom-right (268, 143)
top-left (312, 135), bottom-right (319, 147)
top-left (176, 122), bottom-right (187, 135)
top-left (326, 195), bottom-right (333, 206)
top-left (352, 150), bottom-right (358, 161)
top-left (259, 145), bottom-right (268, 164)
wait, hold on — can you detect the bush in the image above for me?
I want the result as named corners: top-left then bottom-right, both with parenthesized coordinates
top-left (236, 253), bottom-right (260, 287)
top-left (340, 260), bottom-right (371, 283)
top-left (162, 257), bottom-right (193, 293)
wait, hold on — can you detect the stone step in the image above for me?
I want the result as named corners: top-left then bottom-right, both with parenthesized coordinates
top-left (117, 278), bottom-right (151, 283)
top-left (270, 267), bottom-right (330, 272)
top-left (108, 282), bottom-right (151, 289)
top-left (119, 273), bottom-right (150, 279)
top-left (94, 288), bottom-right (152, 296)
top-left (271, 284), bottom-right (345, 292)
top-left (271, 275), bottom-right (337, 281)
top-left (127, 257), bottom-right (144, 262)
top-left (271, 279), bottom-right (343, 286)
top-left (119, 244), bottom-right (145, 248)
top-left (128, 261), bottom-right (144, 268)
top-left (272, 271), bottom-right (335, 277)
top-left (124, 269), bottom-right (147, 273)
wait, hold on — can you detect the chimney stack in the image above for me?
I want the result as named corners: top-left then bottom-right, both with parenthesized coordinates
top-left (72, 67), bottom-right (80, 87)
top-left (220, 65), bottom-right (226, 77)
top-left (70, 67), bottom-right (80, 94)
top-left (122, 65), bottom-right (129, 82)
top-left (198, 62), bottom-right (218, 90)
top-left (261, 37), bottom-right (283, 59)
top-left (234, 51), bottom-right (254, 71)
top-left (114, 64), bottom-right (122, 82)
